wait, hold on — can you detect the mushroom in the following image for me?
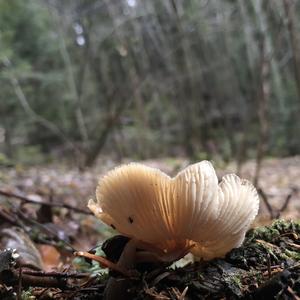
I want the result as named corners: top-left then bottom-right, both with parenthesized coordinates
top-left (88, 161), bottom-right (259, 262)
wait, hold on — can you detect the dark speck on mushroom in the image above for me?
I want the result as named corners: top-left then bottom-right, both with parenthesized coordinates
top-left (110, 224), bottom-right (116, 229)
top-left (128, 217), bottom-right (133, 224)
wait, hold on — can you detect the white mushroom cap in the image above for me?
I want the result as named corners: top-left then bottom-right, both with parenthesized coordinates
top-left (88, 161), bottom-right (259, 260)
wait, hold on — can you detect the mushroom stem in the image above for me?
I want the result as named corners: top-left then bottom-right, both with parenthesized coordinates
top-left (74, 251), bottom-right (132, 277)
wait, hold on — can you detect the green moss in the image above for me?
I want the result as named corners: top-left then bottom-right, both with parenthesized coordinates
top-left (245, 269), bottom-right (264, 287)
top-left (246, 219), bottom-right (300, 244)
top-left (21, 289), bottom-right (35, 300)
top-left (228, 219), bottom-right (300, 270)
top-left (246, 225), bottom-right (280, 243)
top-left (230, 275), bottom-right (242, 289)
top-left (284, 249), bottom-right (300, 261)
top-left (272, 219), bottom-right (300, 233)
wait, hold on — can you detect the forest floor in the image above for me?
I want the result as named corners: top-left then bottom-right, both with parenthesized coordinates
top-left (0, 156), bottom-right (300, 299)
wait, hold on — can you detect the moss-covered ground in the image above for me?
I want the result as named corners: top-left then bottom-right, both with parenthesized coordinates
top-left (99, 220), bottom-right (300, 299)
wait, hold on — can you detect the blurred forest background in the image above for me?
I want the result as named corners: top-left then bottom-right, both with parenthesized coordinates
top-left (0, 0), bottom-right (300, 171)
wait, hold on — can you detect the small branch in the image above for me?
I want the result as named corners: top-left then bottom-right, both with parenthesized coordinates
top-left (266, 253), bottom-right (272, 279)
top-left (17, 267), bottom-right (22, 300)
top-left (258, 187), bottom-right (296, 219)
top-left (0, 269), bottom-right (89, 290)
top-left (0, 206), bottom-right (19, 225)
top-left (277, 188), bottom-right (296, 218)
top-left (0, 189), bottom-right (91, 215)
top-left (179, 286), bottom-right (189, 300)
top-left (21, 270), bottom-right (89, 279)
top-left (2, 269), bottom-right (70, 289)
top-left (258, 188), bottom-right (276, 219)
top-left (278, 194), bottom-right (292, 215)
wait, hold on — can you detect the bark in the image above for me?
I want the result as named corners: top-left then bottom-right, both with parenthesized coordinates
top-left (253, 0), bottom-right (272, 187)
top-left (283, 0), bottom-right (300, 103)
top-left (170, 0), bottom-right (198, 158)
top-left (254, 37), bottom-right (271, 187)
top-left (84, 99), bottom-right (127, 167)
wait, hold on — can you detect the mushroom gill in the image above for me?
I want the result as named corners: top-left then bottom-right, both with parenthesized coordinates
top-left (88, 161), bottom-right (259, 261)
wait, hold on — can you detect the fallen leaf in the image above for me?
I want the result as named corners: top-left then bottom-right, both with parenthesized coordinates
top-left (38, 245), bottom-right (61, 271)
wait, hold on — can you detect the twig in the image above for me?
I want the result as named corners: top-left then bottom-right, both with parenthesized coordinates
top-left (0, 206), bottom-right (19, 225)
top-left (0, 189), bottom-right (91, 215)
top-left (258, 187), bottom-right (296, 219)
top-left (59, 285), bottom-right (105, 299)
top-left (0, 269), bottom-right (72, 289)
top-left (21, 269), bottom-right (90, 279)
top-left (17, 267), bottom-right (22, 300)
top-left (266, 253), bottom-right (272, 279)
top-left (278, 189), bottom-right (296, 216)
top-left (287, 286), bottom-right (300, 300)
top-left (258, 188), bottom-right (276, 219)
top-left (179, 286), bottom-right (189, 300)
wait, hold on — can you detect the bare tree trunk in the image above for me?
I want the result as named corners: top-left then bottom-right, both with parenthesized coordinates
top-left (236, 133), bottom-right (247, 176)
top-left (283, 0), bottom-right (300, 103)
top-left (3, 124), bottom-right (13, 159)
top-left (169, 0), bottom-right (198, 158)
top-left (84, 100), bottom-right (128, 167)
top-left (50, 8), bottom-right (90, 148)
top-left (251, 0), bottom-right (272, 187)
top-left (131, 70), bottom-right (150, 159)
top-left (254, 37), bottom-right (271, 187)
top-left (255, 1), bottom-right (286, 113)
top-left (234, 0), bottom-right (256, 174)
